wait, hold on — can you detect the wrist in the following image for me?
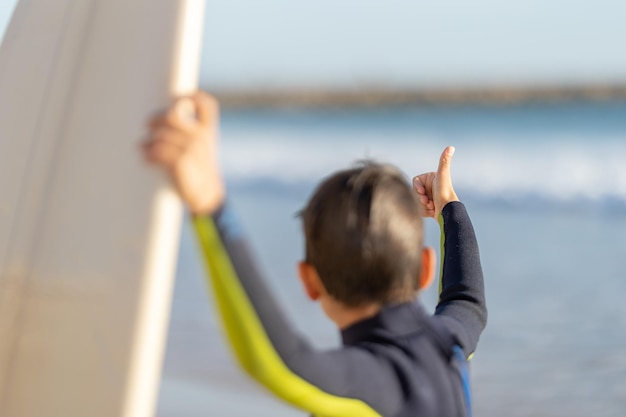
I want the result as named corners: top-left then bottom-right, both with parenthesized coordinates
top-left (188, 184), bottom-right (225, 216)
top-left (436, 194), bottom-right (459, 217)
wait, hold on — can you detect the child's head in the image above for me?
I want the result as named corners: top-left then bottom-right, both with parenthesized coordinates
top-left (299, 162), bottom-right (432, 311)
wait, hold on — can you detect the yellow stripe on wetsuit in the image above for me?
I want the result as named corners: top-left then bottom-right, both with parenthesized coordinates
top-left (192, 216), bottom-right (382, 417)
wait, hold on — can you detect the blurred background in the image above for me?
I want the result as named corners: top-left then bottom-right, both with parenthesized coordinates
top-left (2, 1), bottom-right (625, 416)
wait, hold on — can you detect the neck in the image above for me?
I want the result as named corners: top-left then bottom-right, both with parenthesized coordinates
top-left (329, 302), bottom-right (382, 330)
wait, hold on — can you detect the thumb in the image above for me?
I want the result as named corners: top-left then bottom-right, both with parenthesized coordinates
top-left (175, 97), bottom-right (199, 126)
top-left (193, 92), bottom-right (219, 126)
top-left (437, 146), bottom-right (455, 185)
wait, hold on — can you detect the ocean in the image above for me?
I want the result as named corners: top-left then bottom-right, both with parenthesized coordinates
top-left (157, 100), bottom-right (626, 417)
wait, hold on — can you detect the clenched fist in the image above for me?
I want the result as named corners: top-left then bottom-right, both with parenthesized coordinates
top-left (143, 92), bottom-right (225, 215)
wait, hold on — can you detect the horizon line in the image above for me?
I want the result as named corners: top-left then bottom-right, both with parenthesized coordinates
top-left (206, 82), bottom-right (626, 108)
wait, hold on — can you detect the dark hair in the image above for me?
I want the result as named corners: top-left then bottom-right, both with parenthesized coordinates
top-left (301, 162), bottom-right (423, 307)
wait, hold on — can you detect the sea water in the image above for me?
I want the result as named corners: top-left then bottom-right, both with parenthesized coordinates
top-left (157, 100), bottom-right (626, 417)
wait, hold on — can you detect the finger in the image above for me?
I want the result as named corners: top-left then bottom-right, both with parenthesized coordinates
top-left (143, 141), bottom-right (184, 167)
top-left (418, 196), bottom-right (432, 206)
top-left (412, 176), bottom-right (425, 194)
top-left (417, 194), bottom-right (435, 212)
top-left (174, 97), bottom-right (200, 127)
top-left (193, 91), bottom-right (219, 126)
top-left (414, 173), bottom-right (433, 192)
top-left (147, 110), bottom-right (168, 128)
top-left (436, 146), bottom-right (455, 185)
top-left (420, 206), bottom-right (435, 218)
top-left (148, 101), bottom-right (196, 132)
top-left (146, 91), bottom-right (216, 127)
top-left (148, 111), bottom-right (187, 131)
top-left (144, 128), bottom-right (191, 150)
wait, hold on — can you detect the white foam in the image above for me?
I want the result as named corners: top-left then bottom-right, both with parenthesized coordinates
top-left (221, 131), bottom-right (626, 203)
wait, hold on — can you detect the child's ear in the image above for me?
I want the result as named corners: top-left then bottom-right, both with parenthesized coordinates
top-left (417, 247), bottom-right (436, 291)
top-left (298, 261), bottom-right (324, 301)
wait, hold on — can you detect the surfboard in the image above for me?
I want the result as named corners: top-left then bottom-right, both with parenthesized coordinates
top-left (0, 1), bottom-right (205, 416)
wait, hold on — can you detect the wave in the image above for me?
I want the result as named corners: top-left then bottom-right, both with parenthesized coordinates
top-left (221, 132), bottom-right (626, 209)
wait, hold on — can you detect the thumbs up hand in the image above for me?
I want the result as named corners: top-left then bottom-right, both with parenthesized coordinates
top-left (412, 146), bottom-right (459, 218)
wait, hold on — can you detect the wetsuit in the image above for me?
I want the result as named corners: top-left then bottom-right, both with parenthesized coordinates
top-left (192, 201), bottom-right (486, 417)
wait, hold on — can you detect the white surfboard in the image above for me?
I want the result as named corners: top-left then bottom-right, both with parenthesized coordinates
top-left (0, 1), bottom-right (205, 416)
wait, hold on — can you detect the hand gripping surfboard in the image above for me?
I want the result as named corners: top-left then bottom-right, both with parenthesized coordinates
top-left (0, 1), bottom-right (205, 416)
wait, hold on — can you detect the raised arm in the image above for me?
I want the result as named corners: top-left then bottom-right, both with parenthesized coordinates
top-left (434, 202), bottom-right (486, 356)
top-left (142, 93), bottom-right (387, 417)
top-left (413, 147), bottom-right (487, 357)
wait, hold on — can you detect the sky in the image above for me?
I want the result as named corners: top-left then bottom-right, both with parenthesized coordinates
top-left (2, 0), bottom-right (626, 90)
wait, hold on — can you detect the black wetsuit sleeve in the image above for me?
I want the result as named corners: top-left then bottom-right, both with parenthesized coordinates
top-left (192, 201), bottom-right (392, 417)
top-left (434, 201), bottom-right (487, 357)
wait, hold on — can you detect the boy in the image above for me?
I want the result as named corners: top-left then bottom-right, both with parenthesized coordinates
top-left (143, 92), bottom-right (486, 417)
